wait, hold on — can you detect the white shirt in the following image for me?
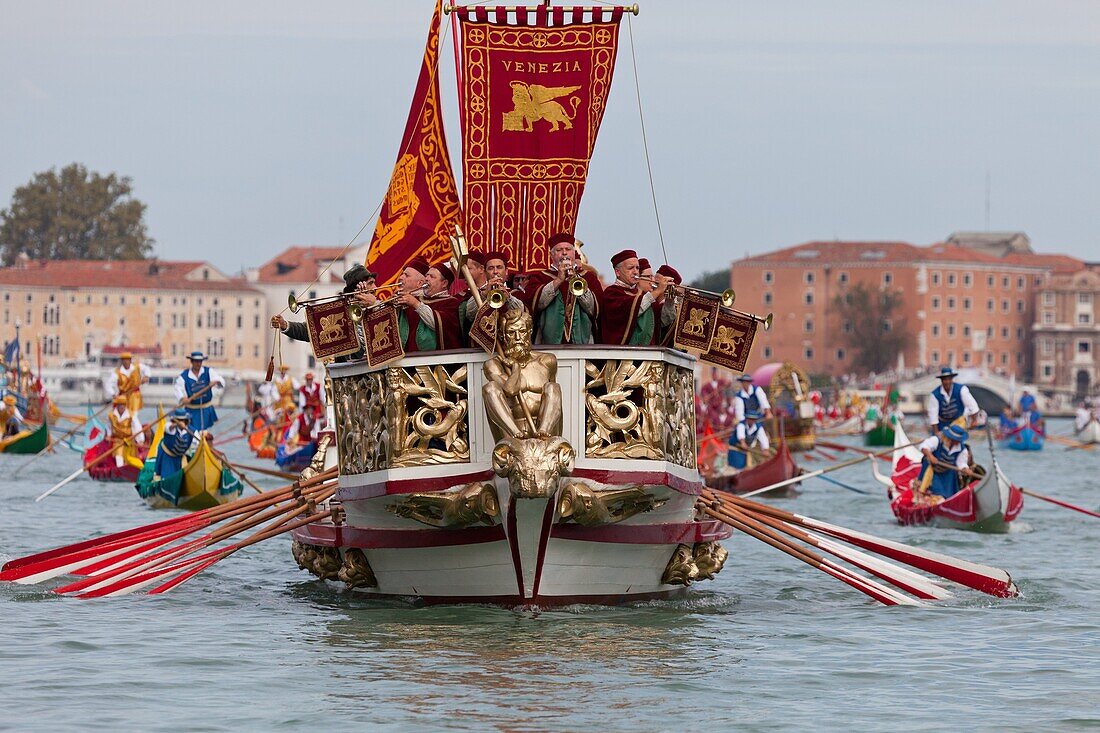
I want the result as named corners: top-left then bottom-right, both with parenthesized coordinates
top-left (1075, 407), bottom-right (1091, 431)
top-left (173, 366), bottom-right (226, 403)
top-left (103, 362), bottom-right (151, 399)
top-left (285, 417), bottom-right (321, 445)
top-left (734, 421), bottom-right (770, 451)
top-left (733, 386), bottom-right (772, 424)
top-left (926, 383), bottom-right (980, 427)
top-left (111, 408), bottom-right (146, 444)
top-left (917, 435), bottom-right (969, 470)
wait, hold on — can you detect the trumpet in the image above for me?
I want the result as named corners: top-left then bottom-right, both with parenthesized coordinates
top-left (637, 277), bottom-right (773, 330)
top-left (478, 280), bottom-right (510, 309)
top-left (287, 292), bottom-right (364, 322)
top-left (364, 282), bottom-right (429, 311)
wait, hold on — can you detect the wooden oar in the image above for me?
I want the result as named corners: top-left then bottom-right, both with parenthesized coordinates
top-left (807, 473), bottom-right (872, 495)
top-left (739, 440), bottom-right (921, 499)
top-left (712, 489), bottom-right (1018, 597)
top-left (13, 401), bottom-right (112, 477)
top-left (816, 440), bottom-right (892, 462)
top-left (1018, 486), bottom-right (1100, 518)
top-left (227, 462), bottom-right (299, 481)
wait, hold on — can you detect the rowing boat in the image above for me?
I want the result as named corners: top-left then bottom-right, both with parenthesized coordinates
top-left (707, 438), bottom-right (801, 497)
top-left (864, 418), bottom-right (895, 447)
top-left (248, 416), bottom-right (277, 459)
top-left (1000, 424), bottom-right (1045, 451)
top-left (275, 433), bottom-right (316, 473)
top-left (136, 434), bottom-right (242, 510)
top-left (0, 422), bottom-right (49, 454)
top-left (1074, 418), bottom-right (1100, 445)
top-left (871, 421), bottom-right (1022, 532)
top-left (85, 439), bottom-right (150, 482)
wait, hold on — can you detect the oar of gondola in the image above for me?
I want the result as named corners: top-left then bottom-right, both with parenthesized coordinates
top-left (738, 440), bottom-right (922, 499)
top-left (989, 465), bottom-right (1100, 519)
top-left (223, 462), bottom-right (299, 481)
top-left (12, 401), bottom-right (112, 478)
top-left (807, 473), bottom-right (872, 495)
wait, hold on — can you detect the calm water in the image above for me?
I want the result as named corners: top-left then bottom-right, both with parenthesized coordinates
top-left (2, 411), bottom-right (1098, 732)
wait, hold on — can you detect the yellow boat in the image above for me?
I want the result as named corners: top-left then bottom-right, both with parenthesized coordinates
top-left (137, 434), bottom-right (242, 511)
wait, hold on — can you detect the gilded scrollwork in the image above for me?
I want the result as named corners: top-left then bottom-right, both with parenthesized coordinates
top-left (556, 482), bottom-right (667, 527)
top-left (331, 362), bottom-right (471, 474)
top-left (661, 543), bottom-right (700, 586)
top-left (583, 360), bottom-right (695, 468)
top-left (387, 482), bottom-right (500, 528)
top-left (291, 540), bottom-right (342, 581)
top-left (337, 548), bottom-right (378, 590)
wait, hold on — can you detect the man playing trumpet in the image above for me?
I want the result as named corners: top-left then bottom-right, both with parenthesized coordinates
top-left (518, 232), bottom-right (602, 345)
top-left (600, 249), bottom-right (669, 345)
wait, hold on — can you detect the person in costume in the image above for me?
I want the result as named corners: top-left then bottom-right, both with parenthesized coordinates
top-left (732, 373), bottom-right (773, 423)
top-left (512, 271), bottom-right (530, 293)
top-left (915, 424), bottom-right (976, 499)
top-left (461, 250), bottom-right (522, 338)
top-left (638, 258), bottom-right (655, 293)
top-left (273, 365), bottom-right (300, 413)
top-left (926, 366), bottom-right (980, 433)
top-left (103, 351), bottom-right (151, 414)
top-left (173, 351), bottom-right (225, 432)
top-left (108, 394), bottom-right (145, 469)
top-left (284, 404), bottom-right (322, 450)
top-left (458, 250), bottom-right (488, 338)
top-left (1017, 390), bottom-right (1044, 433)
top-left (271, 264), bottom-right (374, 362)
top-left (599, 249), bottom-right (669, 345)
top-left (518, 233), bottom-right (602, 344)
top-left (298, 371), bottom-right (325, 414)
top-left (727, 409), bottom-right (770, 469)
top-left (155, 408), bottom-right (194, 480)
top-left (654, 264), bottom-right (682, 347)
top-left (1, 394), bottom-right (23, 437)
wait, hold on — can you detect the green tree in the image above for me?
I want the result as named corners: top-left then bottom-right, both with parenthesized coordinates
top-left (689, 269), bottom-right (730, 293)
top-left (833, 283), bottom-right (913, 374)
top-left (0, 163), bottom-right (153, 264)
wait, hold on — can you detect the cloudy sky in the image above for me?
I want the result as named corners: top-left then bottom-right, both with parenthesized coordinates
top-left (3, 1), bottom-right (1099, 279)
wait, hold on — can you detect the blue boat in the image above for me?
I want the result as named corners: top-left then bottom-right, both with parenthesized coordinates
top-left (1001, 424), bottom-right (1045, 451)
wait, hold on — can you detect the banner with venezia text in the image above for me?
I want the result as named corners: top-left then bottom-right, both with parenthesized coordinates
top-left (458, 6), bottom-right (623, 274)
top-left (366, 0), bottom-right (463, 287)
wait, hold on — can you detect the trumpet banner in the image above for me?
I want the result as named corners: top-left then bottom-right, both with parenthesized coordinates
top-left (699, 311), bottom-right (759, 373)
top-left (304, 300), bottom-right (361, 361)
top-left (366, 0), bottom-right (462, 287)
top-left (458, 6), bottom-right (623, 274)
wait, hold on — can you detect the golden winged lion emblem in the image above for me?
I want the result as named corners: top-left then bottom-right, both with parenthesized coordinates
top-left (318, 313), bottom-right (347, 345)
top-left (502, 81), bottom-right (582, 133)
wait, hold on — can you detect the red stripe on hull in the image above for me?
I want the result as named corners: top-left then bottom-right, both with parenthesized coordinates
top-left (342, 587), bottom-right (690, 607)
top-left (293, 522), bottom-right (507, 549)
top-left (551, 519), bottom-right (731, 544)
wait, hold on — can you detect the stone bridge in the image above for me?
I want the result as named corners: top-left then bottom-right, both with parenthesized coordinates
top-left (895, 369), bottom-right (1049, 417)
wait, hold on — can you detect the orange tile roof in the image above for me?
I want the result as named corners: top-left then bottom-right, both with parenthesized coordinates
top-left (253, 246), bottom-right (350, 283)
top-left (0, 259), bottom-right (259, 292)
top-left (1000, 252), bottom-right (1085, 274)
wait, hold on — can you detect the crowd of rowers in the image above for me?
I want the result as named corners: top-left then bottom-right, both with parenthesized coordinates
top-left (270, 233), bottom-right (686, 353)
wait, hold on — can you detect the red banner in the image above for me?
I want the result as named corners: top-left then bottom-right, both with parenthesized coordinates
top-left (304, 299), bottom-right (361, 361)
top-left (366, 0), bottom-right (462, 287)
top-left (459, 7), bottom-right (622, 274)
top-left (700, 310), bottom-right (759, 373)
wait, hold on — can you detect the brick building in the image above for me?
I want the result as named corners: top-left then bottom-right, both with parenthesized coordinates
top-left (729, 234), bottom-right (1085, 380)
top-left (1032, 266), bottom-right (1100, 400)
top-left (0, 258), bottom-right (266, 371)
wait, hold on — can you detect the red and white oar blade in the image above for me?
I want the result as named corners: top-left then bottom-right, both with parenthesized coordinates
top-left (810, 533), bottom-right (953, 601)
top-left (799, 516), bottom-right (1018, 598)
top-left (147, 554), bottom-right (227, 595)
top-left (53, 536), bottom-right (210, 595)
top-left (1, 511), bottom-right (210, 575)
top-left (79, 548), bottom-right (226, 598)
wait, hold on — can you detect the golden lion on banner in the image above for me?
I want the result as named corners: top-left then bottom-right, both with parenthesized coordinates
top-left (502, 81), bottom-right (581, 133)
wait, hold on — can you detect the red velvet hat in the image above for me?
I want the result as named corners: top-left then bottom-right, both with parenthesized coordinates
top-left (431, 262), bottom-right (456, 285)
top-left (656, 264), bottom-right (682, 284)
top-left (638, 258), bottom-right (652, 273)
top-left (484, 250), bottom-right (510, 267)
top-left (611, 249), bottom-right (638, 268)
top-left (405, 256), bottom-right (430, 276)
top-left (466, 250), bottom-right (487, 266)
top-left (547, 232), bottom-right (575, 248)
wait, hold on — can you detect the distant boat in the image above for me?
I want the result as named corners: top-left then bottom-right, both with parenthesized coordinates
top-left (707, 438), bottom-right (801, 497)
top-left (1075, 418), bottom-right (1100, 445)
top-left (864, 417), bottom-right (896, 447)
top-left (1001, 424), bottom-right (1045, 451)
top-left (85, 439), bottom-right (149, 483)
top-left (0, 421), bottom-right (49, 454)
top-left (136, 435), bottom-right (242, 510)
top-left (872, 421), bottom-right (1022, 532)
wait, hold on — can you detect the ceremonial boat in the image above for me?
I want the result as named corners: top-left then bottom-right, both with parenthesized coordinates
top-left (1000, 424), bottom-right (1045, 451)
top-left (754, 362), bottom-right (817, 451)
top-left (84, 439), bottom-right (150, 482)
top-left (706, 438), bottom-right (800, 497)
top-left (864, 417), bottom-right (895, 448)
top-left (248, 416), bottom-right (278, 459)
top-left (871, 422), bottom-right (1022, 532)
top-left (0, 421), bottom-right (49, 454)
top-left (136, 434), bottom-right (242, 510)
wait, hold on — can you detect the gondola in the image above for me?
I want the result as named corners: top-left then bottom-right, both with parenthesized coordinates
top-left (864, 417), bottom-right (896, 447)
top-left (0, 421), bottom-right (49, 454)
top-left (707, 438), bottom-right (801, 497)
top-left (871, 421), bottom-right (1022, 532)
top-left (1000, 423), bottom-right (1045, 451)
top-left (248, 415), bottom-right (277, 459)
top-left (136, 434), bottom-right (242, 510)
top-left (1075, 418), bottom-right (1100, 445)
top-left (84, 439), bottom-right (150, 482)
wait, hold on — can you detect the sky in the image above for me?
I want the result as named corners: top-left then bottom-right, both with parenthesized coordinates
top-left (2, 1), bottom-right (1099, 280)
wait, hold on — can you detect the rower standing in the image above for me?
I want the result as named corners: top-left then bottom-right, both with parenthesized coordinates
top-left (108, 395), bottom-right (146, 469)
top-left (733, 373), bottom-right (774, 423)
top-left (298, 372), bottom-right (325, 414)
top-left (273, 365), bottom-right (299, 415)
top-left (916, 424), bottom-right (976, 499)
top-left (926, 366), bottom-right (980, 433)
top-left (173, 351), bottom-right (226, 432)
top-left (728, 410), bottom-right (770, 470)
top-left (155, 408), bottom-right (194, 480)
top-left (104, 351), bottom-right (151, 415)
top-left (1, 394), bottom-right (23, 437)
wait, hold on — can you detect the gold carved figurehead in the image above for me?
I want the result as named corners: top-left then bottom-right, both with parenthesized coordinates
top-left (387, 482), bottom-right (499, 529)
top-left (492, 435), bottom-right (575, 500)
top-left (502, 82), bottom-right (581, 133)
top-left (482, 307), bottom-right (562, 441)
top-left (556, 483), bottom-right (667, 527)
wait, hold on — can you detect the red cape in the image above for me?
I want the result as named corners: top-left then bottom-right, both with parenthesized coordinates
top-left (599, 283), bottom-right (647, 345)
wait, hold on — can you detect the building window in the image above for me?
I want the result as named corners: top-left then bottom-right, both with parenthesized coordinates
top-left (762, 271), bottom-right (774, 284)
top-left (1001, 326), bottom-right (1009, 339)
top-left (1079, 312), bottom-right (1093, 325)
top-left (963, 273), bottom-right (972, 287)
top-left (931, 350), bottom-right (940, 363)
top-left (932, 297), bottom-right (941, 311)
top-left (1042, 339), bottom-right (1053, 355)
top-left (1042, 311), bottom-right (1054, 325)
top-left (947, 297), bottom-right (956, 311)
top-left (1017, 276), bottom-right (1025, 290)
top-left (987, 299), bottom-right (995, 312)
top-left (203, 269), bottom-right (210, 281)
top-left (987, 326), bottom-right (993, 338)
top-left (1016, 300), bottom-right (1024, 312)
top-left (804, 347), bottom-right (814, 361)
top-left (963, 351), bottom-right (971, 364)
top-left (804, 318), bottom-right (814, 333)
top-left (838, 271), bottom-right (848, 285)
top-left (963, 324), bottom-right (971, 337)
top-left (1002, 299), bottom-right (1009, 313)
top-left (156, 297), bottom-right (162, 305)
top-left (931, 323), bottom-right (940, 337)
top-left (763, 346), bottom-right (773, 359)
top-left (171, 344), bottom-right (178, 356)
top-left (987, 275), bottom-right (994, 287)
top-left (156, 313), bottom-right (162, 328)
top-left (947, 272), bottom-right (957, 286)
top-left (1080, 340), bottom-right (1092, 354)
top-left (804, 271), bottom-right (815, 284)
top-left (1002, 276), bottom-right (1009, 288)
top-left (947, 324), bottom-right (956, 337)
top-left (1016, 327), bottom-right (1024, 340)
top-left (253, 315), bottom-right (260, 329)
top-left (963, 298), bottom-right (972, 312)
top-left (842, 320), bottom-right (853, 334)
top-left (237, 315), bottom-right (243, 329)
top-left (236, 344), bottom-right (243, 358)
top-left (764, 292), bottom-right (773, 306)
top-left (1002, 353), bottom-right (1008, 366)
top-left (1079, 292), bottom-right (1093, 304)
top-left (1016, 352), bottom-right (1023, 365)
top-left (883, 272), bottom-right (893, 286)
top-left (804, 291), bottom-right (813, 305)
top-left (931, 272), bottom-right (941, 285)
top-left (836, 348), bottom-right (845, 360)
top-left (1042, 364), bottom-right (1053, 378)
top-left (947, 350), bottom-right (955, 364)
top-left (141, 296), bottom-right (146, 305)
top-left (253, 345), bottom-right (260, 358)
